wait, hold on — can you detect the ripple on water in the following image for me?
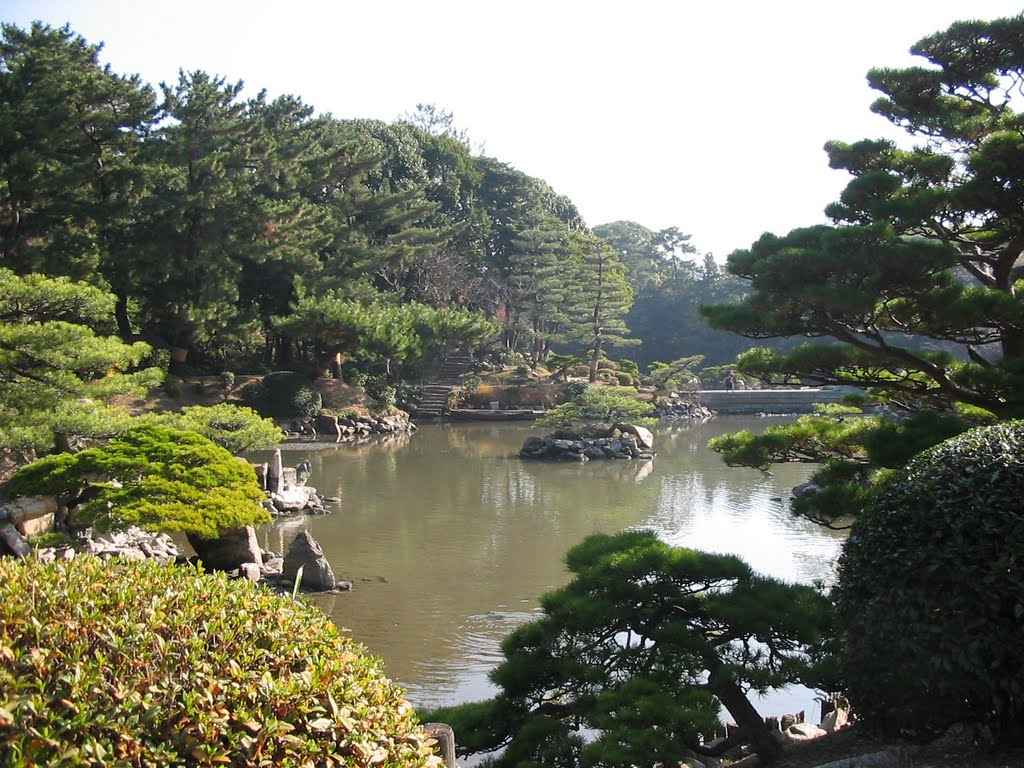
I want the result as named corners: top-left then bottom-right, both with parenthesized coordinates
top-left (404, 608), bottom-right (538, 708)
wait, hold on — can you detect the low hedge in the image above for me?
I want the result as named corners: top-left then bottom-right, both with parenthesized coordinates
top-left (0, 557), bottom-right (441, 768)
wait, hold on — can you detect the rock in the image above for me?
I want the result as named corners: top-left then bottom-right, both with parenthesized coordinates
top-left (283, 531), bottom-right (336, 591)
top-left (315, 414), bottom-right (342, 441)
top-left (0, 521), bottom-right (32, 558)
top-left (792, 481), bottom-right (821, 499)
top-left (267, 449), bottom-right (284, 495)
top-left (782, 723), bottom-right (827, 742)
top-left (239, 562), bottom-right (262, 582)
top-left (614, 423), bottom-right (654, 450)
top-left (295, 459), bottom-right (312, 485)
top-left (821, 704), bottom-right (850, 733)
top-left (271, 487), bottom-right (313, 512)
top-left (189, 525), bottom-right (263, 571)
top-left (252, 462), bottom-right (269, 491)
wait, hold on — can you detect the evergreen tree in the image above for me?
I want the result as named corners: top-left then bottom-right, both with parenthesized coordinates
top-left (424, 531), bottom-right (830, 767)
top-left (0, 22), bottom-right (156, 281)
top-left (565, 234), bottom-right (637, 381)
top-left (0, 270), bottom-right (161, 452)
top-left (703, 13), bottom-right (1024, 414)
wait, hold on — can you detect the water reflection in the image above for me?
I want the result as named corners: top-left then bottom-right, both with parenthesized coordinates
top-left (252, 416), bottom-right (844, 713)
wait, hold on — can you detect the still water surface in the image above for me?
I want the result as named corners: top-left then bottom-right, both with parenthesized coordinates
top-left (254, 416), bottom-right (845, 717)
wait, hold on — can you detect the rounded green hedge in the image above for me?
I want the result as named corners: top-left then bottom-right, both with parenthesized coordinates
top-left (835, 421), bottom-right (1024, 741)
top-left (0, 557), bottom-right (441, 767)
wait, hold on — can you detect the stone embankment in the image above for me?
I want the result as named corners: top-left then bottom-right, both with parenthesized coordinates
top-left (653, 397), bottom-right (715, 421)
top-left (282, 411), bottom-right (416, 442)
top-left (30, 524), bottom-right (349, 593)
top-left (520, 424), bottom-right (656, 462)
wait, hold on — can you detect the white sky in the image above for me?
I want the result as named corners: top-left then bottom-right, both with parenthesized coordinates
top-left (6, 1), bottom-right (1023, 259)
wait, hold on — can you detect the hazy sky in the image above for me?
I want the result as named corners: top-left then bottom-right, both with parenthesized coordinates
top-left (6, 1), bottom-right (1023, 258)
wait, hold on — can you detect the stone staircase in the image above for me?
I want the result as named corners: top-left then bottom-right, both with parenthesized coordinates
top-left (414, 349), bottom-right (474, 419)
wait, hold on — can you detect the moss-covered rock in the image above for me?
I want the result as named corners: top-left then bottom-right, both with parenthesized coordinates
top-left (0, 556), bottom-right (441, 767)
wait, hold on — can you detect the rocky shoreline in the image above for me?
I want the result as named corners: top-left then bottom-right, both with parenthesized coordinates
top-left (282, 411), bottom-right (416, 442)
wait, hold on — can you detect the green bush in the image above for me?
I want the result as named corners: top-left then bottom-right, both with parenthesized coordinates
top-left (147, 403), bottom-right (285, 454)
top-left (0, 556), bottom-right (441, 768)
top-left (569, 364), bottom-right (591, 378)
top-left (163, 374), bottom-right (184, 398)
top-left (7, 424), bottom-right (270, 539)
top-left (615, 371), bottom-right (634, 386)
top-left (617, 359), bottom-right (639, 377)
top-left (835, 421), bottom-right (1024, 741)
top-left (537, 386), bottom-right (656, 429)
top-left (245, 371), bottom-right (322, 419)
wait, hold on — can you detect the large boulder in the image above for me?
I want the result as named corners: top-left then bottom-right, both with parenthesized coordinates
top-left (283, 530), bottom-right (336, 591)
top-left (188, 525), bottom-right (263, 571)
top-left (614, 423), bottom-right (654, 450)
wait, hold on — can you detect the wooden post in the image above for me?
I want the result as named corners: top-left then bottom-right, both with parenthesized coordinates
top-left (422, 723), bottom-right (456, 768)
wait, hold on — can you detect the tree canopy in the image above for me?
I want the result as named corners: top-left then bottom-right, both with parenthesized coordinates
top-left (424, 530), bottom-right (830, 767)
top-left (702, 13), bottom-right (1024, 415)
top-left (0, 269), bottom-right (161, 452)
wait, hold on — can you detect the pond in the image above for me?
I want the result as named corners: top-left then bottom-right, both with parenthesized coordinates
top-left (253, 415), bottom-right (845, 719)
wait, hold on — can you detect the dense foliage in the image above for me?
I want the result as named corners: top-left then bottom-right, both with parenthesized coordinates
top-left (0, 21), bottom-right (728, 382)
top-left (424, 531), bottom-right (831, 766)
top-left (0, 269), bottom-right (161, 451)
top-left (147, 404), bottom-right (285, 454)
top-left (701, 13), bottom-right (1024, 522)
top-left (0, 556), bottom-right (442, 768)
top-left (703, 14), bottom-right (1024, 413)
top-left (708, 407), bottom-right (976, 527)
top-left (834, 421), bottom-right (1024, 741)
top-left (242, 371), bottom-right (324, 420)
top-left (7, 424), bottom-right (270, 539)
top-left (594, 222), bottom-right (756, 368)
top-left (534, 385), bottom-right (656, 429)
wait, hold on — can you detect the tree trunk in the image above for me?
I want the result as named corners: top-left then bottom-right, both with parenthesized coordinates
top-left (589, 338), bottom-right (603, 383)
top-left (708, 667), bottom-right (782, 763)
top-left (114, 293), bottom-right (133, 338)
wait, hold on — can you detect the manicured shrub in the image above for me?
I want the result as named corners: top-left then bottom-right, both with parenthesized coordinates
top-left (147, 403), bottom-right (285, 454)
top-left (615, 371), bottom-right (634, 386)
top-left (0, 556), bottom-right (441, 768)
top-left (7, 424), bottom-right (270, 539)
top-left (617, 359), bottom-right (640, 377)
top-left (569, 364), bottom-right (591, 378)
top-left (835, 421), bottom-right (1024, 741)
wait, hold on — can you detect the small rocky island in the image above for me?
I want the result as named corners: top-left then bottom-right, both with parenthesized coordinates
top-left (519, 424), bottom-right (656, 462)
